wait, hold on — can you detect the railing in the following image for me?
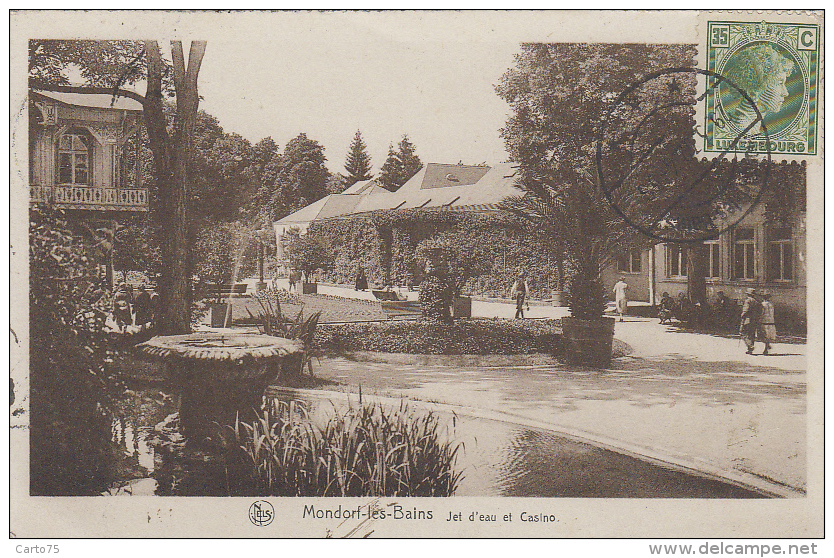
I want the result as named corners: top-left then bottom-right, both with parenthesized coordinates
top-left (30, 185), bottom-right (148, 211)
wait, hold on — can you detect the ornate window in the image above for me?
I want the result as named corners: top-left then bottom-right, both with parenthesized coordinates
top-left (733, 228), bottom-right (756, 280)
top-left (768, 226), bottom-right (793, 281)
top-left (58, 131), bottom-right (91, 185)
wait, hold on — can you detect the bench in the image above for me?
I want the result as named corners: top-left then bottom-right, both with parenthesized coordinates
top-left (380, 300), bottom-right (421, 320)
top-left (372, 289), bottom-right (402, 301)
top-left (203, 282), bottom-right (248, 299)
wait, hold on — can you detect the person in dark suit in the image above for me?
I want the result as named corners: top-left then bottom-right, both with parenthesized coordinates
top-left (739, 288), bottom-right (763, 355)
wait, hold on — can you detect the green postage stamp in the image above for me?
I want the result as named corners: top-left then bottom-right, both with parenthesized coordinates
top-left (704, 20), bottom-right (820, 155)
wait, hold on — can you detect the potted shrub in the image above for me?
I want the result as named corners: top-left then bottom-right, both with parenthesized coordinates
top-left (561, 267), bottom-right (615, 366)
top-left (416, 232), bottom-right (486, 320)
top-left (285, 231), bottom-right (334, 295)
top-left (193, 223), bottom-right (240, 327)
top-left (414, 245), bottom-right (452, 323)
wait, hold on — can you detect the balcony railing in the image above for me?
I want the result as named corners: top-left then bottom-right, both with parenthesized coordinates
top-left (30, 185), bottom-right (148, 211)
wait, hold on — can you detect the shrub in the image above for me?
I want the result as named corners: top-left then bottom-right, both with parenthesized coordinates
top-left (316, 319), bottom-right (562, 355)
top-left (247, 287), bottom-right (321, 375)
top-left (29, 205), bottom-right (123, 495)
top-left (226, 398), bottom-right (463, 496)
top-left (285, 231), bottom-right (335, 279)
top-left (566, 271), bottom-right (606, 320)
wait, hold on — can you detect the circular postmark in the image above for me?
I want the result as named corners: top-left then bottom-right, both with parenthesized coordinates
top-left (596, 67), bottom-right (772, 243)
top-left (248, 500), bottom-right (275, 527)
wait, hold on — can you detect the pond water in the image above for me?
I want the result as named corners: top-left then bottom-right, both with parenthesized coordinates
top-left (102, 380), bottom-right (765, 498)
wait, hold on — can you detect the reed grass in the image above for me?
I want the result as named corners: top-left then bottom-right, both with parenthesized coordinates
top-left (227, 398), bottom-right (464, 496)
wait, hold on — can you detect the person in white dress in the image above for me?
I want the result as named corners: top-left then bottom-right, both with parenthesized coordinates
top-left (759, 292), bottom-right (777, 355)
top-left (613, 277), bottom-right (628, 322)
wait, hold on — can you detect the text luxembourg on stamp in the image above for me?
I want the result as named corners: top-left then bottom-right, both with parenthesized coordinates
top-left (703, 20), bottom-right (820, 156)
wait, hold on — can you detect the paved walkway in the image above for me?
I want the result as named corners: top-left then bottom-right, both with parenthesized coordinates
top-left (236, 277), bottom-right (806, 494)
top-left (306, 318), bottom-right (806, 496)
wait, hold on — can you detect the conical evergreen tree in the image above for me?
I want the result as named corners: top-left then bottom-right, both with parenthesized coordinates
top-left (343, 130), bottom-right (373, 187)
top-left (378, 143), bottom-right (402, 192)
top-left (378, 135), bottom-right (423, 192)
top-left (397, 134), bottom-right (423, 186)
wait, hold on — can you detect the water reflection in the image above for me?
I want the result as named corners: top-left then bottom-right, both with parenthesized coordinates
top-left (104, 384), bottom-right (766, 498)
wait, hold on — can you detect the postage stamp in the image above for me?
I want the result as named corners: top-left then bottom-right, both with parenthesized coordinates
top-left (702, 20), bottom-right (820, 156)
top-left (7, 9), bottom-right (824, 545)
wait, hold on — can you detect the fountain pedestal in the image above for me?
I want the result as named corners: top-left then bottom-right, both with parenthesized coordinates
top-left (138, 333), bottom-right (303, 441)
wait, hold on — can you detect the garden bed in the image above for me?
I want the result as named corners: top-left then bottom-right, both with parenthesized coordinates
top-left (315, 318), bottom-right (562, 355)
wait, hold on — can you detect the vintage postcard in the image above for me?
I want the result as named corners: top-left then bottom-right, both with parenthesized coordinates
top-left (8, 10), bottom-right (824, 540)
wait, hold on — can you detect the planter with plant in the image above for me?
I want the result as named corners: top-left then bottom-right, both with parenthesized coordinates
top-left (284, 230), bottom-right (334, 295)
top-left (415, 232), bottom-right (488, 320)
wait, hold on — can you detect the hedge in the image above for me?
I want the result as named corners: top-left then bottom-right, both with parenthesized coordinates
top-left (315, 319), bottom-right (562, 355)
top-left (308, 209), bottom-right (564, 298)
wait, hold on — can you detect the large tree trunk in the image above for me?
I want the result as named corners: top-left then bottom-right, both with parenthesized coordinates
top-left (144, 40), bottom-right (206, 335)
top-left (686, 242), bottom-right (707, 305)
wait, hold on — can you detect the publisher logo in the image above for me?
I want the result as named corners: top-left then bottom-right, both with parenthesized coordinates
top-left (249, 500), bottom-right (274, 527)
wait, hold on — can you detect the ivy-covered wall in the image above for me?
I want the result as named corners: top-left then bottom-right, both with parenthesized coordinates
top-left (308, 209), bottom-right (564, 298)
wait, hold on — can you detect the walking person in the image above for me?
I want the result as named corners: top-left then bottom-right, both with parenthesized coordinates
top-left (613, 277), bottom-right (628, 322)
top-left (288, 269), bottom-right (301, 293)
top-left (759, 292), bottom-right (777, 355)
top-left (133, 284), bottom-right (152, 330)
top-left (739, 288), bottom-right (763, 355)
top-left (355, 265), bottom-right (368, 291)
top-left (510, 272), bottom-right (529, 319)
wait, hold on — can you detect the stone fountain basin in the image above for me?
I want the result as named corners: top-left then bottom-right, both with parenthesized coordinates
top-left (138, 333), bottom-right (303, 381)
top-left (136, 333), bottom-right (304, 440)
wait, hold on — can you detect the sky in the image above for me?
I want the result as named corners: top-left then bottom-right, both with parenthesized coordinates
top-left (21, 10), bottom-right (700, 177)
top-left (195, 32), bottom-right (520, 175)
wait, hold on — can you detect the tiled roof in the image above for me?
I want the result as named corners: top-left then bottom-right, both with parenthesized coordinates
top-left (400, 163), bottom-right (490, 191)
top-left (33, 89), bottom-right (144, 112)
top-left (341, 178), bottom-right (377, 195)
top-left (274, 162), bottom-right (522, 226)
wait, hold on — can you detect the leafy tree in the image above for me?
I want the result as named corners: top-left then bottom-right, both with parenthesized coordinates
top-left (326, 172), bottom-right (348, 195)
top-left (255, 133), bottom-right (329, 221)
top-left (378, 135), bottom-right (423, 191)
top-left (29, 39), bottom-right (207, 334)
top-left (285, 231), bottom-right (334, 280)
top-left (144, 40), bottom-right (207, 334)
top-left (192, 221), bottom-right (255, 285)
top-left (29, 40), bottom-right (153, 90)
top-left (343, 130), bottom-right (373, 186)
top-left (415, 231), bottom-right (491, 298)
top-left (497, 43), bottom-right (706, 318)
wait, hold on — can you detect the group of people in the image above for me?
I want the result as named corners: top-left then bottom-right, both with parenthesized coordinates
top-left (111, 282), bottom-right (159, 333)
top-left (740, 288), bottom-right (777, 355)
top-left (658, 288), bottom-right (777, 355)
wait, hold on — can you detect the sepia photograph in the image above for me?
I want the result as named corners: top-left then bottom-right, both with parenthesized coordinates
top-left (8, 9), bottom-right (824, 540)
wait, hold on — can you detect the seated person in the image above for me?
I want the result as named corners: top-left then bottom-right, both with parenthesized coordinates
top-left (658, 292), bottom-right (675, 324)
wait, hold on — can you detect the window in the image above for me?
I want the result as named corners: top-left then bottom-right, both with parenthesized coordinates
top-left (706, 240), bottom-right (720, 278)
top-left (58, 132), bottom-right (90, 185)
top-left (666, 244), bottom-right (687, 277)
top-left (733, 228), bottom-right (755, 280)
top-left (768, 226), bottom-right (793, 281)
top-left (617, 250), bottom-right (642, 273)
